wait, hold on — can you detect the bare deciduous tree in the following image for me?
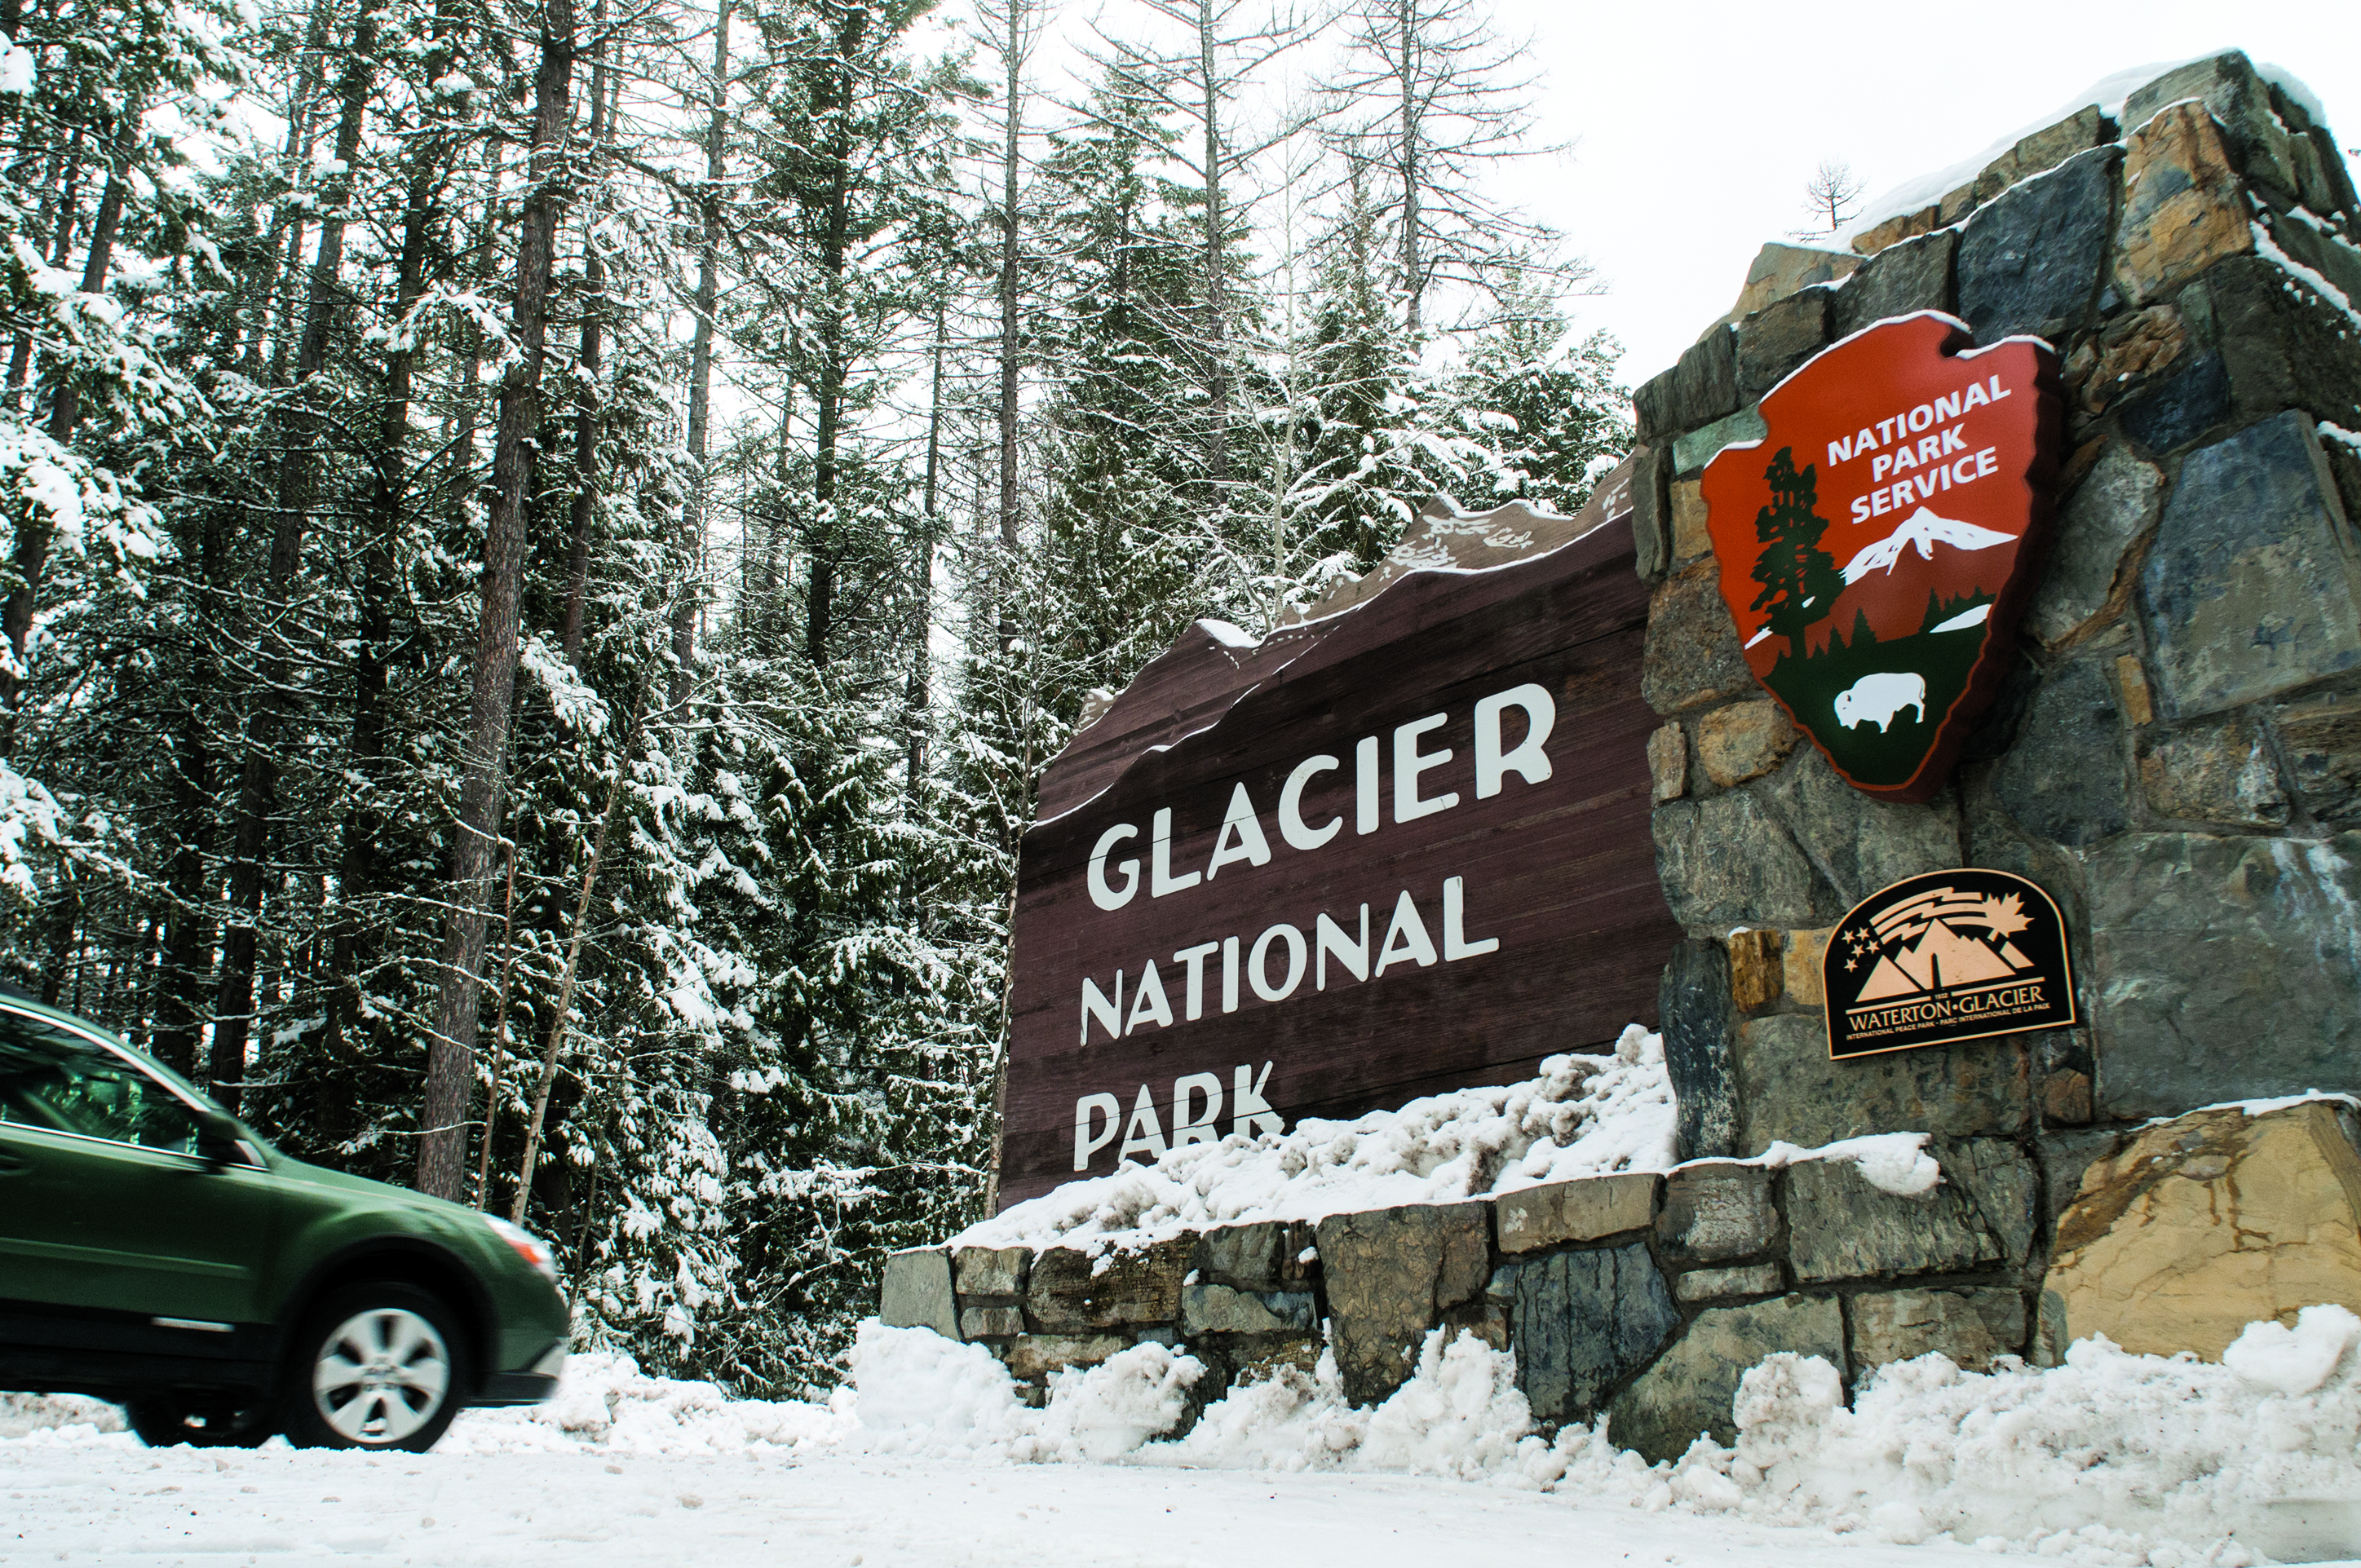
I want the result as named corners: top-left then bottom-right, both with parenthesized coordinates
top-left (1801, 159), bottom-right (1867, 234)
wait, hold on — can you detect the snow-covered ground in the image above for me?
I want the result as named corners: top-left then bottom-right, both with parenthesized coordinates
top-left (11, 1312), bottom-right (2361, 1566)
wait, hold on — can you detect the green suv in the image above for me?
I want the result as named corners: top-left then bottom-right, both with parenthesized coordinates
top-left (0, 992), bottom-right (568, 1452)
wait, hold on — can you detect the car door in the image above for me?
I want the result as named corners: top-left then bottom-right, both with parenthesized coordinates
top-left (0, 1008), bottom-right (279, 1330)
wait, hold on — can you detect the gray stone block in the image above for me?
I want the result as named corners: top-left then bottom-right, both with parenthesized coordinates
top-left (1734, 1012), bottom-right (2031, 1154)
top-left (1642, 563), bottom-right (1755, 716)
top-left (1850, 1288), bottom-right (2027, 1376)
top-left (1785, 1157), bottom-right (2004, 1283)
top-left (954, 1245), bottom-right (1030, 1299)
top-left (2140, 413), bottom-right (2361, 720)
top-left (1674, 1263), bottom-right (1784, 1302)
top-left (1630, 443), bottom-right (1672, 583)
top-left (2206, 258), bottom-right (2361, 431)
top-left (1943, 1138), bottom-right (2042, 1275)
top-left (2035, 1127), bottom-right (2126, 1232)
top-left (960, 1305), bottom-right (1024, 1340)
top-left (1506, 1241), bottom-right (1681, 1425)
top-left (879, 1248), bottom-right (959, 1339)
top-left (1317, 1202), bottom-right (1492, 1406)
top-left (1957, 146), bottom-right (2120, 343)
top-left (2116, 351), bottom-right (2230, 457)
top-left (1635, 325), bottom-right (1738, 444)
top-left (1192, 1221), bottom-right (1314, 1292)
top-left (2138, 714), bottom-right (2290, 827)
top-left (1653, 793), bottom-right (1828, 929)
top-left (1672, 404), bottom-right (1768, 477)
top-left (1659, 940), bottom-right (1738, 1163)
top-left (2275, 695), bottom-right (2361, 827)
top-left (1656, 1161), bottom-right (1777, 1264)
top-left (1832, 230), bottom-right (1958, 342)
top-left (1182, 1283), bottom-right (1315, 1336)
top-left (2089, 831), bottom-right (2361, 1120)
top-left (1608, 1295), bottom-right (1845, 1461)
top-left (1027, 1238), bottom-right (1192, 1332)
top-left (1760, 747), bottom-right (1965, 910)
top-left (2026, 444), bottom-right (2163, 646)
top-left (1497, 1173), bottom-right (1661, 1252)
top-left (1736, 287), bottom-right (1831, 399)
top-left (1990, 659), bottom-right (2131, 847)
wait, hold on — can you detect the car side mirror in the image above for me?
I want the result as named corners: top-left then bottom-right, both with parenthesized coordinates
top-left (195, 1111), bottom-right (250, 1168)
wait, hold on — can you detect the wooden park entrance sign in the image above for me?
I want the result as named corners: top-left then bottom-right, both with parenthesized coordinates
top-left (997, 513), bottom-right (1679, 1208)
top-left (1700, 312), bottom-right (2063, 802)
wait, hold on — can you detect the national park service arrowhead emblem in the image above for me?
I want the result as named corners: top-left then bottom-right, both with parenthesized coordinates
top-left (1701, 312), bottom-right (2063, 802)
top-left (1824, 868), bottom-right (2076, 1058)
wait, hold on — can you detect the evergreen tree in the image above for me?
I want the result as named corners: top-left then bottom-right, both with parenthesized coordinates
top-left (1749, 447), bottom-right (1843, 660)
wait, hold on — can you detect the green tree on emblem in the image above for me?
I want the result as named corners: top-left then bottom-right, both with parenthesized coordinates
top-left (1749, 447), bottom-right (1846, 660)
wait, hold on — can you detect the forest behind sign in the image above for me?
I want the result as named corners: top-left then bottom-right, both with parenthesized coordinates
top-left (996, 518), bottom-right (1678, 1208)
top-left (1700, 312), bottom-right (2063, 802)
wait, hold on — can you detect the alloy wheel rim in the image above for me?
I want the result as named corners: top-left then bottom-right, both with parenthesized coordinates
top-left (312, 1307), bottom-right (450, 1445)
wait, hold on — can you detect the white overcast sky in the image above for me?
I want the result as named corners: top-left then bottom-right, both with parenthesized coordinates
top-left (1469, 0), bottom-right (2359, 386)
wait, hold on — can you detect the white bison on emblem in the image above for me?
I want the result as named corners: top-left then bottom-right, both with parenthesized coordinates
top-left (1834, 671), bottom-right (1927, 732)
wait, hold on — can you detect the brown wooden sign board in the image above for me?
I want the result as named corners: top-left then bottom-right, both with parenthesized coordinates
top-left (997, 515), bottom-right (1680, 1208)
top-left (1701, 312), bottom-right (2063, 803)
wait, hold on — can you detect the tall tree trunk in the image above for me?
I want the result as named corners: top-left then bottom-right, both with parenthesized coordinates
top-left (993, 0), bottom-right (1024, 654)
top-left (152, 502), bottom-right (228, 1079)
top-left (329, 13), bottom-right (454, 1062)
top-left (448, 133), bottom-right (508, 514)
top-left (1196, 0), bottom-right (1229, 488)
top-left (1396, 0), bottom-right (1421, 334)
top-left (674, 0), bottom-right (727, 702)
top-left (418, 0), bottom-right (576, 1200)
top-left (909, 303), bottom-right (944, 810)
top-left (803, 2), bottom-right (866, 669)
top-left (208, 14), bottom-right (378, 1113)
top-left (559, 15), bottom-right (613, 665)
top-left (0, 99), bottom-right (136, 748)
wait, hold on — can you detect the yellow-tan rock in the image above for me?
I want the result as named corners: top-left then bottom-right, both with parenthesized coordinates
top-left (2044, 1102), bottom-right (2361, 1359)
top-left (2116, 103), bottom-right (2253, 305)
top-left (1696, 699), bottom-right (1801, 788)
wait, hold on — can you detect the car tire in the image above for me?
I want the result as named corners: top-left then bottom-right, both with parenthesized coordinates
top-left (280, 1283), bottom-right (469, 1453)
top-left (125, 1397), bottom-right (276, 1448)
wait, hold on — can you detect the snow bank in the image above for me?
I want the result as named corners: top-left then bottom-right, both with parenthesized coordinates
top-left (440, 1351), bottom-right (855, 1456)
top-left (15, 1310), bottom-right (2361, 1563)
top-left (955, 1025), bottom-right (1678, 1252)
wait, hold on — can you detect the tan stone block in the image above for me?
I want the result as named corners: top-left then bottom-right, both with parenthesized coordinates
top-left (2045, 1102), bottom-right (2361, 1359)
top-left (1727, 929), bottom-right (1783, 1013)
top-left (2117, 103), bottom-right (2254, 304)
top-left (1852, 205), bottom-right (1940, 257)
top-left (1782, 927), bottom-right (1833, 1009)
top-left (1670, 479), bottom-right (1710, 563)
top-left (2114, 655), bottom-right (2155, 727)
top-left (1696, 699), bottom-right (1801, 788)
top-left (1004, 1333), bottom-right (1129, 1380)
top-left (1723, 241), bottom-right (1860, 319)
top-left (1937, 183), bottom-right (1978, 225)
top-left (1647, 722), bottom-right (1687, 804)
top-left (1496, 1172), bottom-right (1661, 1252)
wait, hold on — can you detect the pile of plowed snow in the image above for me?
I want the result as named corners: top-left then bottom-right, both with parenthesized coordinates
top-left (19, 1313), bottom-right (2358, 1564)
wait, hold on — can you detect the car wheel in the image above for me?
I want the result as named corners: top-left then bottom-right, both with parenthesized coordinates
top-left (280, 1283), bottom-right (468, 1453)
top-left (125, 1397), bottom-right (276, 1448)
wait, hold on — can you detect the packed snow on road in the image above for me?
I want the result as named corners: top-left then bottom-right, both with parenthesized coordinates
top-left (9, 1303), bottom-right (2361, 1567)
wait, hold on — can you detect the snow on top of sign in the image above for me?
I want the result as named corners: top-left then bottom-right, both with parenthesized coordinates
top-left (957, 1030), bottom-right (1952, 1251)
top-left (1196, 617), bottom-right (1261, 651)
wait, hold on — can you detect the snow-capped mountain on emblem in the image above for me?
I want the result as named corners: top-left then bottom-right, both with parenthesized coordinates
top-left (1841, 507), bottom-right (2016, 585)
top-left (1700, 312), bottom-right (2064, 802)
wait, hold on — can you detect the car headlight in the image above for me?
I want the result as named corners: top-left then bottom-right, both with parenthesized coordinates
top-left (484, 1215), bottom-right (559, 1283)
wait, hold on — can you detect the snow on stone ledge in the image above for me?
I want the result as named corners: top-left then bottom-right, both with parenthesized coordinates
top-left (957, 1027), bottom-right (1952, 1253)
top-left (957, 1026), bottom-right (1679, 1253)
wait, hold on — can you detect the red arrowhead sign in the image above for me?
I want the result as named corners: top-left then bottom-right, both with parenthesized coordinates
top-left (1700, 312), bottom-right (2064, 802)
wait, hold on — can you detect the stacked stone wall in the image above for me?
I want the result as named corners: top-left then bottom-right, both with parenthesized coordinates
top-left (883, 53), bottom-right (2361, 1462)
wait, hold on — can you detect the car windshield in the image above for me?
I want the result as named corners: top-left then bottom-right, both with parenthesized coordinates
top-left (0, 1009), bottom-right (206, 1155)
